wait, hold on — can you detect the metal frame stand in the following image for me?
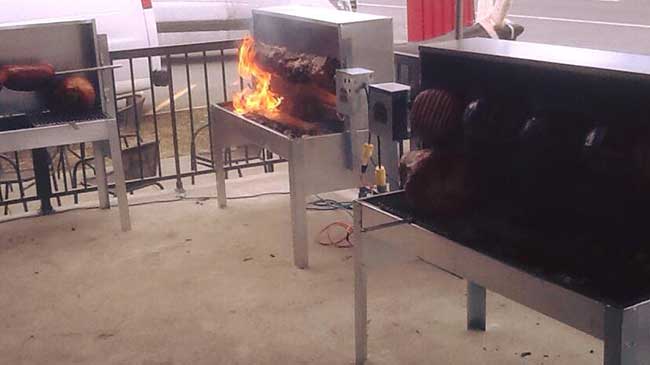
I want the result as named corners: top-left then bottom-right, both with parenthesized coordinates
top-left (211, 103), bottom-right (369, 269)
top-left (0, 119), bottom-right (131, 231)
top-left (353, 196), bottom-right (650, 365)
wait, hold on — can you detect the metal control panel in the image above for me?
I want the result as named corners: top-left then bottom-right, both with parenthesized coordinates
top-left (335, 68), bottom-right (373, 170)
top-left (336, 68), bottom-right (374, 118)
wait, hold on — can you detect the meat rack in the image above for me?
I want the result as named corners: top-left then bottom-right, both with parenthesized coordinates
top-left (354, 39), bottom-right (650, 365)
top-left (0, 20), bottom-right (130, 231)
top-left (210, 6), bottom-right (394, 269)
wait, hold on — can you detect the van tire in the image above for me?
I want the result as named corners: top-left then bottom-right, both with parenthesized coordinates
top-left (152, 69), bottom-right (170, 87)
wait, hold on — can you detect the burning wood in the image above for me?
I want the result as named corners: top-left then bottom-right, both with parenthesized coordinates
top-left (251, 109), bottom-right (322, 138)
top-left (254, 41), bottom-right (340, 93)
top-left (232, 36), bottom-right (342, 137)
top-left (270, 77), bottom-right (338, 124)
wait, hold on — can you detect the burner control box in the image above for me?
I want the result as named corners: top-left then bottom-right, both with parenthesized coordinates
top-left (368, 83), bottom-right (410, 141)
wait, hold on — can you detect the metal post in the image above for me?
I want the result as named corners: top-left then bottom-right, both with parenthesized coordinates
top-left (32, 148), bottom-right (53, 215)
top-left (92, 142), bottom-right (109, 209)
top-left (203, 51), bottom-right (215, 165)
top-left (185, 53), bottom-right (197, 184)
top-left (108, 120), bottom-right (132, 232)
top-left (467, 281), bottom-right (486, 331)
top-left (147, 56), bottom-right (163, 177)
top-left (353, 201), bottom-right (368, 364)
top-left (166, 54), bottom-right (185, 194)
top-left (604, 306), bottom-right (624, 365)
top-left (211, 107), bottom-right (228, 209)
top-left (455, 0), bottom-right (464, 40)
top-left (288, 138), bottom-right (308, 269)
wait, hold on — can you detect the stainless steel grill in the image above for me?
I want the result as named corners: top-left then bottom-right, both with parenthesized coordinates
top-left (0, 20), bottom-right (131, 231)
top-left (355, 39), bottom-right (650, 365)
top-left (211, 6), bottom-right (395, 269)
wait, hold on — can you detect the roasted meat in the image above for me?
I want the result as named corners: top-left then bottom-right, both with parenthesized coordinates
top-left (0, 63), bottom-right (55, 91)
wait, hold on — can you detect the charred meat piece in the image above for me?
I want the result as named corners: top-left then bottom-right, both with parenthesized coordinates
top-left (399, 149), bottom-right (432, 187)
top-left (402, 149), bottom-right (474, 218)
top-left (1, 63), bottom-right (55, 91)
top-left (253, 41), bottom-right (340, 93)
top-left (410, 88), bottom-right (464, 149)
top-left (47, 76), bottom-right (97, 112)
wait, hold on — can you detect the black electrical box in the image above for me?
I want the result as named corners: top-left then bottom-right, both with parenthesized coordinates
top-left (368, 83), bottom-right (410, 141)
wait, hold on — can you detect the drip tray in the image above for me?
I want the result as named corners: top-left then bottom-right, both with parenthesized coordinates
top-left (364, 191), bottom-right (650, 308)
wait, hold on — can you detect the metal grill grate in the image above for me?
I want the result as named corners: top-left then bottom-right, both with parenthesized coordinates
top-left (0, 110), bottom-right (108, 132)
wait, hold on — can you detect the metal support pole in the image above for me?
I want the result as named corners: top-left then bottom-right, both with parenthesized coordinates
top-left (604, 307), bottom-right (624, 365)
top-left (467, 281), bottom-right (486, 331)
top-left (32, 148), bottom-right (53, 215)
top-left (166, 54), bottom-right (185, 194)
top-left (289, 138), bottom-right (308, 269)
top-left (603, 304), bottom-right (650, 365)
top-left (92, 141), bottom-right (109, 209)
top-left (353, 201), bottom-right (367, 364)
top-left (455, 0), bottom-right (464, 40)
top-left (211, 110), bottom-right (228, 209)
top-left (108, 120), bottom-right (132, 232)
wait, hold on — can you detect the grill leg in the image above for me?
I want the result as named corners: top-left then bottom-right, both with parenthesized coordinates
top-left (211, 116), bottom-right (227, 209)
top-left (93, 142), bottom-right (109, 209)
top-left (605, 307), bottom-right (623, 365)
top-left (32, 148), bottom-right (53, 215)
top-left (108, 121), bottom-right (131, 232)
top-left (467, 281), bottom-right (486, 331)
top-left (603, 305), bottom-right (650, 365)
top-left (353, 202), bottom-right (368, 364)
top-left (289, 139), bottom-right (308, 269)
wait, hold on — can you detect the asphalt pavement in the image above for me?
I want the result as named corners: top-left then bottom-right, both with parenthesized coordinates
top-left (511, 0), bottom-right (650, 54)
top-left (359, 0), bottom-right (650, 54)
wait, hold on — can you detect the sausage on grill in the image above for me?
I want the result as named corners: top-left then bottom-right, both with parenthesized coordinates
top-left (0, 63), bottom-right (55, 91)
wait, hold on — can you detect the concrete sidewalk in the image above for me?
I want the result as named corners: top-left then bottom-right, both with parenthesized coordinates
top-left (0, 169), bottom-right (600, 364)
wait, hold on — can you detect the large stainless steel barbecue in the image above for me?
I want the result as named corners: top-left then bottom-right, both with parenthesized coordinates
top-left (355, 39), bottom-right (650, 365)
top-left (211, 6), bottom-right (394, 269)
top-left (0, 20), bottom-right (131, 231)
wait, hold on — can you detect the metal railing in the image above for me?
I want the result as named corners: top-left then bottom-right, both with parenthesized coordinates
top-left (0, 38), bottom-right (282, 215)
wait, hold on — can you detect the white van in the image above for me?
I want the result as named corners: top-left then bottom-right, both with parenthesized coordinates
top-left (154, 0), bottom-right (342, 21)
top-left (0, 0), bottom-right (160, 95)
top-left (153, 0), bottom-right (344, 43)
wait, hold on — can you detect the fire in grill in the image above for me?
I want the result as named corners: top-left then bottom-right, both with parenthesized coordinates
top-left (223, 6), bottom-right (394, 139)
top-left (211, 6), bottom-right (394, 268)
top-left (230, 35), bottom-right (343, 138)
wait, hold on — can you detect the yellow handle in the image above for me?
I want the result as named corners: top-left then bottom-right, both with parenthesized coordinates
top-left (375, 166), bottom-right (387, 187)
top-left (361, 143), bottom-right (374, 166)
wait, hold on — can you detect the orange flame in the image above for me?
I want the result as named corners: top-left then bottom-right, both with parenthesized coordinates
top-left (232, 36), bottom-right (282, 115)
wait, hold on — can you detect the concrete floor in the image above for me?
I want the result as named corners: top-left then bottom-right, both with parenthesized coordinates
top-left (0, 168), bottom-right (602, 364)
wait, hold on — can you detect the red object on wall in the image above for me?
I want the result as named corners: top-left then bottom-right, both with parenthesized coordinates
top-left (408, 0), bottom-right (475, 41)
